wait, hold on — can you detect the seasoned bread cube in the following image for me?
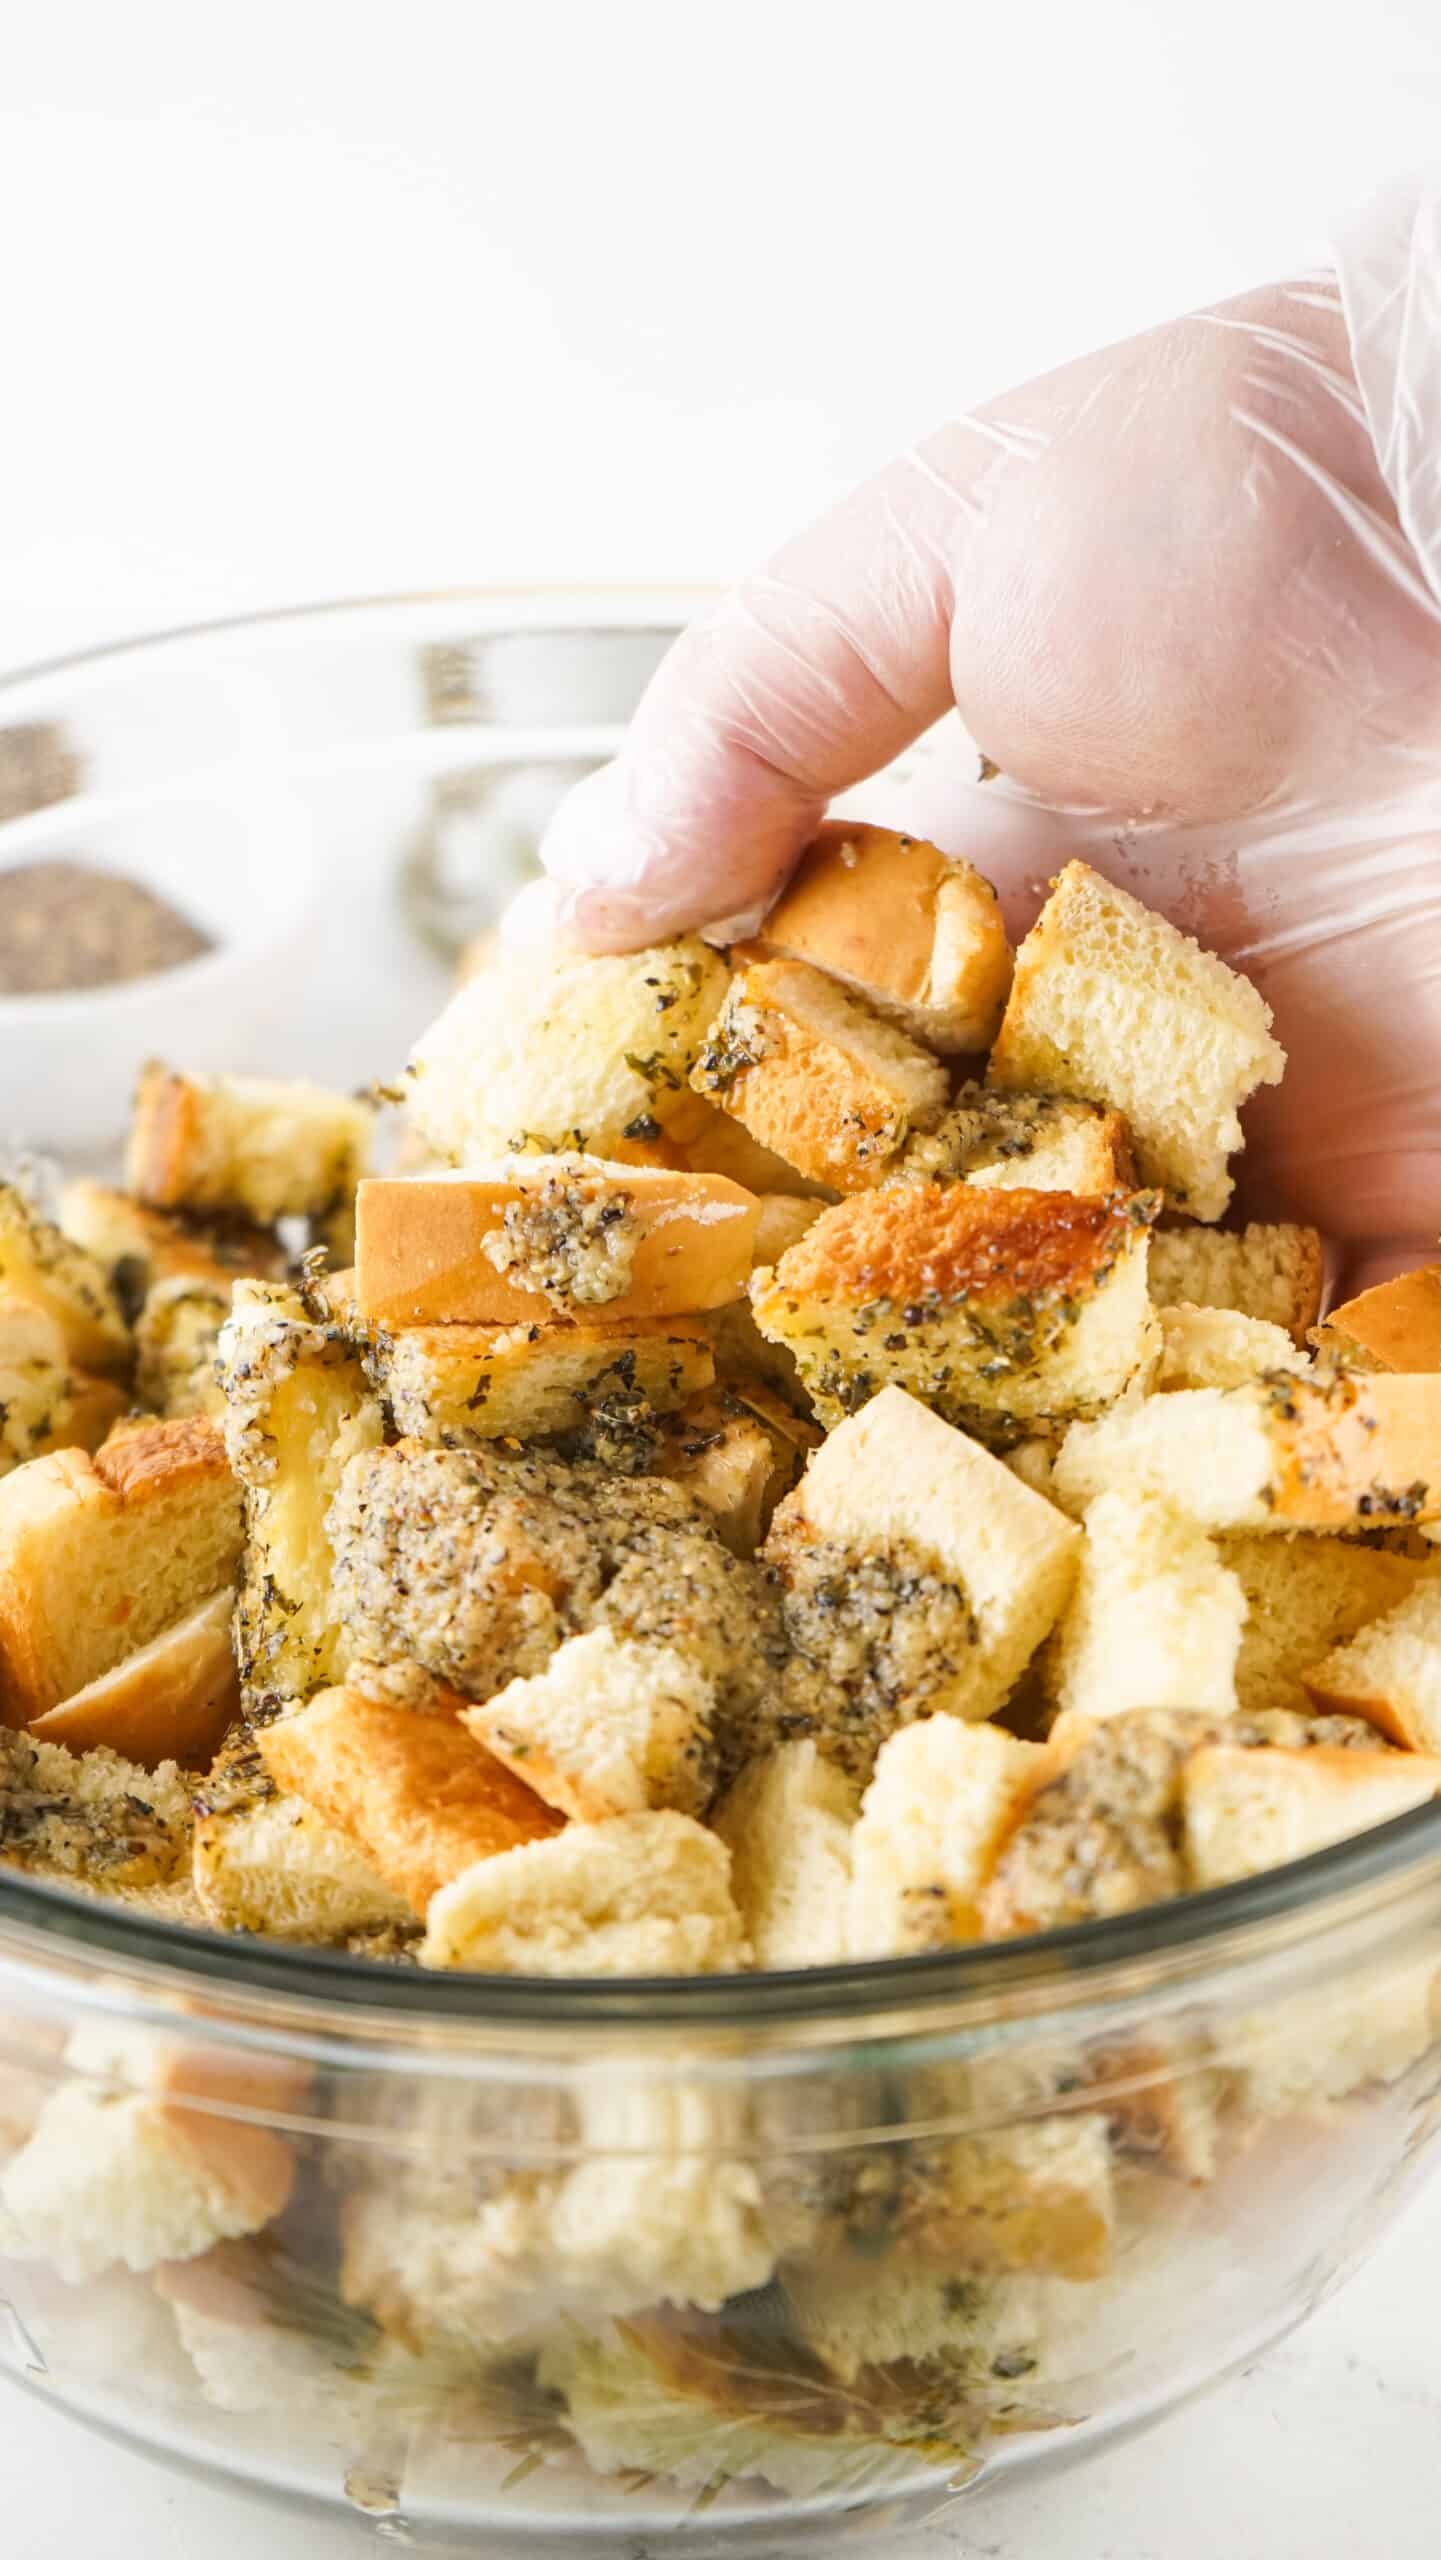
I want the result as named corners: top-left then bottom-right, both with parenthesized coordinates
top-left (28, 1589), bottom-right (238, 1769)
top-left (191, 1725), bottom-right (412, 1939)
top-left (892, 1084), bottom-right (1134, 1197)
top-left (0, 1418), bottom-right (242, 1722)
top-left (1223, 1534), bottom-right (1428, 1715)
top-left (258, 1685), bottom-right (562, 1916)
top-left (1183, 1742), bottom-right (1441, 1889)
top-left (407, 934), bottom-right (729, 1162)
top-left (0, 1181), bottom-right (130, 1377)
top-left (1055, 1372), bottom-right (1441, 1532)
top-left (0, 1294), bottom-right (128, 1478)
top-left (1051, 1494), bottom-right (1246, 1723)
top-left (135, 1275), bottom-right (231, 1419)
top-left (848, 1717), bottom-right (1046, 1956)
top-left (765, 1388), bottom-right (1080, 1766)
top-left (0, 1724), bottom-right (192, 1890)
top-left (1148, 1220), bottom-right (1323, 1345)
top-left (690, 956), bottom-right (949, 1193)
top-left (217, 1281), bottom-right (384, 1711)
top-left (375, 1310), bottom-right (715, 1448)
top-left (654, 1386), bottom-right (817, 1556)
top-left (984, 1707), bottom-right (1204, 1933)
top-left (467, 1628), bottom-right (717, 1822)
top-left (328, 1441), bottom-right (782, 1744)
top-left (354, 1159), bottom-right (757, 1327)
top-left (752, 1183), bottom-right (1159, 1443)
top-left (1303, 1575), bottom-right (1441, 1751)
top-left (988, 862), bottom-right (1284, 1220)
top-left (753, 820), bottom-right (1012, 1053)
top-left (1315, 1265), bottom-right (1441, 1373)
top-left (58, 1179), bottom-right (286, 1318)
top-left (422, 1811), bottom-right (747, 1975)
top-left (905, 2113), bottom-right (1116, 2283)
top-left (1155, 1304), bottom-right (1309, 1392)
top-left (127, 1062), bottom-right (372, 1226)
top-left (712, 1741), bottom-right (858, 1969)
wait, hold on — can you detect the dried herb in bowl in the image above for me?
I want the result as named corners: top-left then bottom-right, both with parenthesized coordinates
top-left (0, 860), bottom-right (214, 995)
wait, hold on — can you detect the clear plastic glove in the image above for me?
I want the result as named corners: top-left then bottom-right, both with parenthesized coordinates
top-left (535, 167), bottom-right (1441, 1291)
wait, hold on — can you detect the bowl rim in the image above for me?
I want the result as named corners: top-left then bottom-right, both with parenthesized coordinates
top-left (2, 587), bottom-right (1439, 2033)
top-left (3, 1799), bottom-right (1440, 2032)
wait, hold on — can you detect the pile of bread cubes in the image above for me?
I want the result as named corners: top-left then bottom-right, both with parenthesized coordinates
top-left (4, 822), bottom-right (1441, 1984)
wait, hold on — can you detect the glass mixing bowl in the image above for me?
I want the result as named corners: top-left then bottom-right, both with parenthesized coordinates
top-left (1, 594), bottom-right (1440, 2551)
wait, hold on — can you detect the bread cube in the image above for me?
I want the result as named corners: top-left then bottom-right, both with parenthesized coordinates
top-left (28, 1588), bottom-right (238, 1769)
top-left (422, 1811), bottom-right (747, 1975)
top-left (1148, 1220), bottom-right (1323, 1344)
top-left (467, 1628), bottom-right (717, 1822)
top-left (753, 820), bottom-right (1013, 1053)
top-left (217, 1281), bottom-right (384, 1710)
top-left (355, 1158), bottom-right (757, 1327)
top-left (375, 1311), bottom-right (714, 1448)
top-left (1315, 1265), bottom-right (1441, 1373)
top-left (905, 2113), bottom-right (1116, 2283)
top-left (667, 1097), bottom-right (835, 1196)
top-left (59, 1179), bottom-right (286, 1317)
top-left (0, 2026), bottom-right (297, 2284)
top-left (1303, 1573), bottom-right (1441, 1751)
top-left (0, 1181), bottom-right (130, 1377)
top-left (1155, 1304), bottom-right (1309, 1392)
top-left (765, 1388), bottom-right (1080, 1767)
top-left (655, 1386), bottom-right (816, 1556)
top-left (406, 934), bottom-right (729, 1162)
top-left (1051, 1493), bottom-right (1246, 1723)
top-left (893, 1082), bottom-right (1134, 1196)
top-left (752, 1183), bottom-right (1159, 1443)
top-left (0, 1293), bottom-right (128, 1479)
top-left (1183, 1742), bottom-right (1441, 1889)
top-left (712, 1740), bottom-right (859, 1969)
top-left (989, 862), bottom-right (1284, 1220)
top-left (549, 2078), bottom-right (774, 2316)
top-left (192, 1725), bottom-right (412, 1939)
top-left (0, 1418), bottom-right (242, 1722)
top-left (0, 1724), bottom-right (192, 1889)
top-left (1054, 1372), bottom-right (1441, 1532)
top-left (690, 956), bottom-right (949, 1191)
top-left (848, 1717), bottom-right (1046, 1956)
top-left (135, 1275), bottom-right (231, 1418)
top-left (127, 1062), bottom-right (372, 1226)
top-left (1223, 1534), bottom-right (1428, 1714)
top-left (983, 1707), bottom-right (1202, 1933)
top-left (258, 1685), bottom-right (562, 1915)
top-left (0, 2077), bottom-right (292, 2282)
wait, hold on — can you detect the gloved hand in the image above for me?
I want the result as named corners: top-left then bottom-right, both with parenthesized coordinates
top-left (533, 169), bottom-right (1441, 1290)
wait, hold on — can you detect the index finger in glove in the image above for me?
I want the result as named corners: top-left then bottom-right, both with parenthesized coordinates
top-left (539, 443), bottom-right (976, 950)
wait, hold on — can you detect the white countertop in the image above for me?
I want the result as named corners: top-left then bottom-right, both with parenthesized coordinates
top-left (6, 2168), bottom-right (1441, 2558)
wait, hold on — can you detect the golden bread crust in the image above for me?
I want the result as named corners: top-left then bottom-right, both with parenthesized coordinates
top-left (756, 821), bottom-right (1013, 1052)
top-left (770, 1182), bottom-right (1148, 1308)
top-left (355, 1163), bottom-right (758, 1328)
top-left (258, 1684), bottom-right (563, 1915)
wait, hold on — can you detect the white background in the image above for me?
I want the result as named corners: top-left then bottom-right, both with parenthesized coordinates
top-left (6, 1), bottom-right (1441, 2545)
top-left (2, 0), bottom-right (1441, 672)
